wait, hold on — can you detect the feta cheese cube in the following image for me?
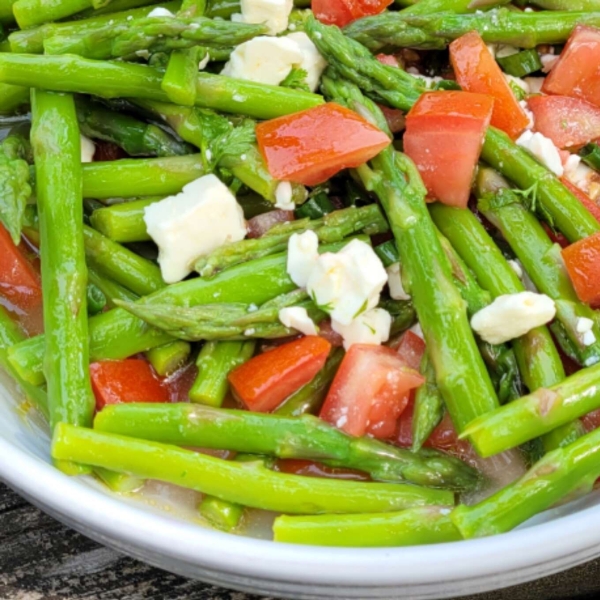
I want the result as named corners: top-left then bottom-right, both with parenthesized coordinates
top-left (80, 134), bottom-right (95, 163)
top-left (470, 292), bottom-right (556, 345)
top-left (279, 306), bottom-right (318, 336)
top-left (144, 174), bottom-right (247, 284)
top-left (236, 0), bottom-right (293, 35)
top-left (564, 153), bottom-right (598, 196)
top-left (386, 262), bottom-right (410, 300)
top-left (307, 239), bottom-right (388, 326)
top-left (287, 230), bottom-right (319, 288)
top-left (583, 330), bottom-right (597, 347)
top-left (147, 6), bottom-right (175, 17)
top-left (221, 36), bottom-right (303, 86)
top-left (516, 130), bottom-right (564, 176)
top-left (286, 32), bottom-right (328, 92)
top-left (275, 181), bottom-right (294, 210)
top-left (577, 317), bottom-right (594, 334)
top-left (524, 77), bottom-right (545, 94)
top-left (540, 53), bottom-right (559, 73)
top-left (332, 308), bottom-right (392, 350)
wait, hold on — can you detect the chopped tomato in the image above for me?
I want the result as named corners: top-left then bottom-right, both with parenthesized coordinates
top-left (313, 0), bottom-right (393, 28)
top-left (320, 344), bottom-right (424, 438)
top-left (379, 105), bottom-right (406, 133)
top-left (394, 330), bottom-right (426, 371)
top-left (562, 232), bottom-right (600, 307)
top-left (229, 336), bottom-right (331, 412)
top-left (256, 103), bottom-right (391, 186)
top-left (166, 361), bottom-right (198, 402)
top-left (274, 459), bottom-right (370, 481)
top-left (560, 179), bottom-right (600, 224)
top-left (90, 359), bottom-right (170, 410)
top-left (542, 26), bottom-right (600, 109)
top-left (450, 31), bottom-right (529, 139)
top-left (403, 91), bottom-right (494, 208)
top-left (317, 320), bottom-right (344, 347)
top-left (528, 96), bottom-right (600, 149)
top-left (542, 222), bottom-right (569, 249)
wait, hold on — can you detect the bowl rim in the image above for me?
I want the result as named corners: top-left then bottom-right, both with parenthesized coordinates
top-left (2, 430), bottom-right (600, 588)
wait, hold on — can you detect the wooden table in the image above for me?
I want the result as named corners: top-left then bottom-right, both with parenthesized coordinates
top-left (1, 482), bottom-right (598, 600)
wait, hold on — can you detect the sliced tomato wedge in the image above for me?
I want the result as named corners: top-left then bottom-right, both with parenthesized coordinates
top-left (320, 344), bottom-right (424, 438)
top-left (313, 0), bottom-right (393, 28)
top-left (404, 91), bottom-right (494, 208)
top-left (528, 96), bottom-right (600, 149)
top-left (90, 359), bottom-right (170, 411)
top-left (450, 31), bottom-right (529, 139)
top-left (560, 178), bottom-right (600, 224)
top-left (256, 103), bottom-right (391, 186)
top-left (562, 232), bottom-right (600, 307)
top-left (229, 336), bottom-right (331, 412)
top-left (542, 25), bottom-right (600, 108)
top-left (394, 330), bottom-right (426, 371)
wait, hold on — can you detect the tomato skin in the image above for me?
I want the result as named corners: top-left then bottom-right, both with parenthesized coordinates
top-left (313, 0), bottom-right (393, 27)
top-left (404, 91), bottom-right (494, 208)
top-left (274, 459), bottom-right (370, 481)
top-left (256, 103), bottom-right (391, 186)
top-left (90, 359), bottom-right (170, 410)
top-left (379, 105), bottom-right (406, 133)
top-left (562, 232), bottom-right (600, 307)
top-left (450, 31), bottom-right (529, 139)
top-left (394, 330), bottom-right (426, 371)
top-left (560, 179), bottom-right (600, 224)
top-left (320, 344), bottom-right (425, 438)
top-left (229, 336), bottom-right (331, 412)
top-left (543, 26), bottom-right (600, 109)
top-left (528, 96), bottom-right (600, 149)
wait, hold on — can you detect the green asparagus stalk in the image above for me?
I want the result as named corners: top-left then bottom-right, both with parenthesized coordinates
top-left (145, 340), bottom-right (191, 377)
top-left (94, 467), bottom-right (145, 493)
top-left (529, 0), bottom-right (600, 8)
top-left (94, 403), bottom-right (481, 491)
top-left (400, 0), bottom-right (510, 13)
top-left (452, 425), bottom-right (600, 538)
top-left (462, 363), bottom-right (600, 457)
top-left (76, 98), bottom-right (192, 157)
top-left (276, 348), bottom-right (344, 417)
top-left (86, 283), bottom-right (107, 315)
top-left (31, 90), bottom-right (95, 474)
top-left (87, 265), bottom-right (138, 307)
top-left (162, 47), bottom-right (206, 106)
top-left (194, 204), bottom-right (389, 277)
top-left (411, 352), bottom-right (444, 452)
top-left (190, 340), bottom-right (255, 406)
top-left (0, 84), bottom-right (29, 116)
top-left (89, 197), bottom-right (158, 242)
top-left (53, 424), bottom-right (455, 512)
top-left (0, 54), bottom-right (324, 120)
top-left (13, 0), bottom-right (92, 28)
top-left (43, 15), bottom-right (265, 60)
top-left (274, 506), bottom-right (461, 547)
top-left (198, 494), bottom-right (245, 531)
top-left (178, 0), bottom-right (206, 16)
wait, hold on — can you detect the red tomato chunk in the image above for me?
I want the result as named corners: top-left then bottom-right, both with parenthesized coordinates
top-left (404, 91), bottom-right (494, 208)
top-left (562, 233), bottom-right (600, 307)
top-left (320, 344), bottom-right (425, 438)
top-left (229, 336), bottom-right (331, 413)
top-left (313, 0), bottom-right (393, 28)
top-left (560, 179), bottom-right (600, 225)
top-left (90, 359), bottom-right (170, 410)
top-left (394, 330), bottom-right (426, 371)
top-left (256, 103), bottom-right (391, 186)
top-left (450, 31), bottom-right (528, 140)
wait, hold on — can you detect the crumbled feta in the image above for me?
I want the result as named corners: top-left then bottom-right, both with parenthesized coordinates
top-left (524, 77), bottom-right (545, 95)
top-left (287, 230), bottom-right (319, 288)
top-left (519, 100), bottom-right (535, 129)
top-left (564, 153), bottom-right (598, 197)
top-left (406, 67), bottom-right (443, 89)
top-left (274, 181), bottom-right (294, 210)
top-left (80, 135), bottom-right (95, 163)
top-left (234, 0), bottom-right (293, 35)
top-left (144, 174), bottom-right (247, 283)
top-left (505, 74), bottom-right (529, 94)
top-left (198, 53), bottom-right (210, 70)
top-left (540, 53), bottom-right (559, 74)
top-left (147, 6), bottom-right (174, 17)
top-left (286, 32), bottom-right (327, 92)
top-left (410, 322), bottom-right (424, 340)
top-left (386, 262), bottom-right (410, 301)
top-left (583, 330), bottom-right (597, 347)
top-left (470, 292), bottom-right (556, 345)
top-left (306, 239), bottom-right (388, 326)
top-left (516, 130), bottom-right (564, 176)
top-left (332, 308), bottom-right (392, 350)
top-left (221, 36), bottom-right (303, 86)
top-left (279, 306), bottom-right (318, 336)
top-left (496, 45), bottom-right (519, 59)
top-left (577, 317), bottom-right (594, 334)
top-left (135, 49), bottom-right (150, 60)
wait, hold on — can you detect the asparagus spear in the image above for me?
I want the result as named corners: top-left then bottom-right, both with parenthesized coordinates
top-left (321, 72), bottom-right (500, 434)
top-left (87, 265), bottom-right (138, 307)
top-left (452, 425), bottom-right (600, 538)
top-left (76, 98), bottom-right (192, 157)
top-left (412, 352), bottom-right (444, 452)
top-left (94, 403), bottom-right (481, 490)
top-left (89, 197), bottom-right (158, 242)
top-left (13, 0), bottom-right (93, 28)
top-left (0, 54), bottom-right (324, 120)
top-left (145, 340), bottom-right (191, 377)
top-left (462, 363), bottom-right (600, 457)
top-left (529, 0), bottom-right (600, 8)
top-left (274, 507), bottom-right (461, 547)
top-left (53, 424), bottom-right (455, 512)
top-left (0, 84), bottom-right (30, 116)
top-left (190, 340), bottom-right (255, 406)
top-left (43, 15), bottom-right (265, 60)
top-left (162, 47), bottom-right (205, 106)
top-left (31, 90), bottom-right (95, 474)
top-left (401, 0), bottom-right (510, 13)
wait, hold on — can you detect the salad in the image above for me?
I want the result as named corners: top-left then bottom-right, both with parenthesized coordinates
top-left (1, 0), bottom-right (600, 548)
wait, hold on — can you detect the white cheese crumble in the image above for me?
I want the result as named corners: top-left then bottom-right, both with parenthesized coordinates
top-left (577, 317), bottom-right (594, 334)
top-left (471, 292), bottom-right (557, 345)
top-left (306, 239), bottom-right (388, 326)
top-left (332, 308), bottom-right (392, 350)
top-left (144, 175), bottom-right (247, 284)
top-left (279, 306), bottom-right (318, 336)
top-left (80, 135), bottom-right (95, 163)
top-left (274, 181), bottom-right (295, 210)
top-left (564, 154), bottom-right (598, 198)
top-left (519, 100), bottom-right (535, 129)
top-left (540, 53), bottom-right (559, 74)
top-left (233, 0), bottom-right (293, 35)
top-left (410, 322), bottom-right (424, 340)
top-left (516, 130), bottom-right (564, 176)
top-left (508, 259), bottom-right (523, 279)
top-left (287, 230), bottom-right (319, 288)
top-left (221, 36), bottom-right (303, 86)
top-left (198, 54), bottom-right (210, 70)
top-left (524, 77), bottom-right (545, 95)
top-left (584, 330), bottom-right (597, 347)
top-left (286, 32), bottom-right (327, 92)
top-left (147, 6), bottom-right (174, 17)
top-left (386, 262), bottom-right (410, 300)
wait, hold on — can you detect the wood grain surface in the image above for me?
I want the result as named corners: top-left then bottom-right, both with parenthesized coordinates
top-left (1, 482), bottom-right (598, 600)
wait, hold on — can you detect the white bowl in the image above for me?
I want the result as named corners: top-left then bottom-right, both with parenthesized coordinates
top-left (2, 372), bottom-right (600, 600)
